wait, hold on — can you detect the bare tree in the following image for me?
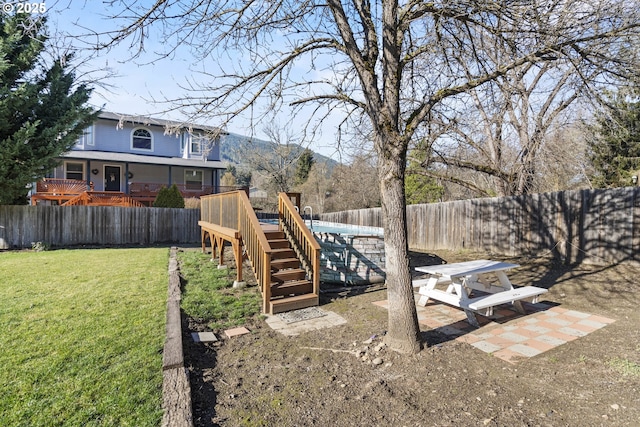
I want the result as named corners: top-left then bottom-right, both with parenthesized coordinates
top-left (414, 53), bottom-right (629, 197)
top-left (295, 162), bottom-right (332, 214)
top-left (325, 155), bottom-right (381, 212)
top-left (91, 0), bottom-right (639, 353)
top-left (236, 122), bottom-right (302, 195)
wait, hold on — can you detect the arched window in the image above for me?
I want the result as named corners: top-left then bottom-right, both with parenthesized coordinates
top-left (131, 128), bottom-right (153, 151)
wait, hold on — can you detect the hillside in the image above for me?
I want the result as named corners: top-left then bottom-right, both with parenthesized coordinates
top-left (220, 132), bottom-right (339, 171)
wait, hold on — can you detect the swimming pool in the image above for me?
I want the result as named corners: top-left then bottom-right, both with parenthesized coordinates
top-left (307, 220), bottom-right (384, 237)
top-left (261, 219), bottom-right (386, 285)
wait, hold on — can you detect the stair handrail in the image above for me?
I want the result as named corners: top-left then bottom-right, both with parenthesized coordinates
top-left (201, 190), bottom-right (273, 313)
top-left (278, 193), bottom-right (320, 299)
top-left (61, 191), bottom-right (91, 206)
top-left (237, 190), bottom-right (273, 312)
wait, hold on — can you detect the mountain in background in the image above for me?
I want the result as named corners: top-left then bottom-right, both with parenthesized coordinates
top-left (220, 132), bottom-right (340, 172)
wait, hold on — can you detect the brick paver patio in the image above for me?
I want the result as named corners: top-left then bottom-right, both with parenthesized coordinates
top-left (373, 296), bottom-right (616, 363)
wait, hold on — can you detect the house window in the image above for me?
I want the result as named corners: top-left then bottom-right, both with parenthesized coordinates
top-left (185, 170), bottom-right (203, 190)
top-left (65, 162), bottom-right (84, 181)
top-left (131, 128), bottom-right (153, 151)
top-left (76, 125), bottom-right (94, 147)
top-left (190, 134), bottom-right (204, 155)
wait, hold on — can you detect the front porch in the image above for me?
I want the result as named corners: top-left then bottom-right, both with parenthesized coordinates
top-left (31, 178), bottom-right (247, 206)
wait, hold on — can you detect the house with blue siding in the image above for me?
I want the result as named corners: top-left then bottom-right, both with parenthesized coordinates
top-left (31, 112), bottom-right (247, 206)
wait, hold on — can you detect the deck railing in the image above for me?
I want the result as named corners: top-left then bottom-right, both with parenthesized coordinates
top-left (200, 191), bottom-right (274, 312)
top-left (130, 182), bottom-right (247, 200)
top-left (35, 178), bottom-right (92, 195)
top-left (237, 191), bottom-right (274, 312)
top-left (62, 192), bottom-right (145, 207)
top-left (35, 179), bottom-right (246, 200)
top-left (278, 193), bottom-right (321, 299)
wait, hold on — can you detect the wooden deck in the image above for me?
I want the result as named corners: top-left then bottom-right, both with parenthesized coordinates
top-left (31, 178), bottom-right (249, 207)
top-left (31, 178), bottom-right (93, 205)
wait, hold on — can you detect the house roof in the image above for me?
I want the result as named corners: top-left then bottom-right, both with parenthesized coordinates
top-left (63, 150), bottom-right (226, 170)
top-left (98, 111), bottom-right (228, 135)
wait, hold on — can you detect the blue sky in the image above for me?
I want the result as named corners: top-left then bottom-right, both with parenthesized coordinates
top-left (45, 0), bottom-right (346, 160)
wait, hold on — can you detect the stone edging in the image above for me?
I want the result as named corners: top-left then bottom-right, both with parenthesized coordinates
top-left (161, 247), bottom-right (193, 427)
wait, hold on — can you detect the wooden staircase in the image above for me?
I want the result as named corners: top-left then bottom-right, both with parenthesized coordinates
top-left (199, 191), bottom-right (320, 315)
top-left (263, 227), bottom-right (318, 314)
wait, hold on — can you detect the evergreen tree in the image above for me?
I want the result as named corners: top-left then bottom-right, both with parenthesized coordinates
top-left (405, 146), bottom-right (444, 204)
top-left (153, 184), bottom-right (185, 208)
top-left (0, 14), bottom-right (98, 205)
top-left (235, 169), bottom-right (252, 187)
top-left (294, 149), bottom-right (315, 185)
top-left (587, 89), bottom-right (640, 188)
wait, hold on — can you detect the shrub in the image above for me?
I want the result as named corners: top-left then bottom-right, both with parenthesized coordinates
top-left (30, 241), bottom-right (50, 252)
top-left (153, 184), bottom-right (185, 208)
top-left (184, 197), bottom-right (201, 209)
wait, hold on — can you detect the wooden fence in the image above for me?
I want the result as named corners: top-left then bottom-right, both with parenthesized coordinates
top-left (319, 187), bottom-right (640, 265)
top-left (3, 187), bottom-right (639, 264)
top-left (0, 206), bottom-right (202, 248)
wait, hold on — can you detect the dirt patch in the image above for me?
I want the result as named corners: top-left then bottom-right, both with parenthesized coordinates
top-left (183, 250), bottom-right (640, 426)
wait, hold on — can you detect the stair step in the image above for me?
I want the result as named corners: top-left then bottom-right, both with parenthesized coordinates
top-left (271, 268), bottom-right (306, 283)
top-left (270, 279), bottom-right (313, 297)
top-left (270, 248), bottom-right (296, 259)
top-left (271, 258), bottom-right (301, 270)
top-left (269, 294), bottom-right (319, 314)
top-left (268, 239), bottom-right (291, 249)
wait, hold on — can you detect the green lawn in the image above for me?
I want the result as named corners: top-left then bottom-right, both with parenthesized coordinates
top-left (178, 250), bottom-right (261, 330)
top-left (0, 248), bottom-right (168, 427)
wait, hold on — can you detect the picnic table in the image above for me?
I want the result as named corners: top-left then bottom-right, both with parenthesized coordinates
top-left (413, 260), bottom-right (547, 327)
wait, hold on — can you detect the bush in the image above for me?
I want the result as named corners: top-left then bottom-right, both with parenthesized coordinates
top-left (184, 197), bottom-right (201, 209)
top-left (153, 184), bottom-right (185, 208)
top-left (30, 241), bottom-right (50, 252)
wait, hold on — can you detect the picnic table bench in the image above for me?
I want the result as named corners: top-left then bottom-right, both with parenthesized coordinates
top-left (413, 260), bottom-right (547, 327)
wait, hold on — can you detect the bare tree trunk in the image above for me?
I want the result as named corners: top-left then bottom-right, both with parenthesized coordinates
top-left (378, 140), bottom-right (421, 354)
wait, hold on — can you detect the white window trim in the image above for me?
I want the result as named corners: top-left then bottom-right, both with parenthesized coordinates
top-left (190, 134), bottom-right (203, 155)
top-left (131, 127), bottom-right (154, 151)
top-left (75, 125), bottom-right (94, 148)
top-left (65, 161), bottom-right (85, 181)
top-left (184, 169), bottom-right (204, 188)
top-left (180, 133), bottom-right (186, 155)
top-left (85, 125), bottom-right (95, 146)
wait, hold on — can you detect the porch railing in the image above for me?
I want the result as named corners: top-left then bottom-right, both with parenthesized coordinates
top-left (129, 182), bottom-right (248, 200)
top-left (35, 178), bottom-right (92, 195)
top-left (33, 178), bottom-right (247, 205)
top-left (31, 178), bottom-right (94, 205)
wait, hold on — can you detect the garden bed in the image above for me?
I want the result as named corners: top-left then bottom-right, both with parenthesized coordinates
top-left (181, 248), bottom-right (640, 426)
